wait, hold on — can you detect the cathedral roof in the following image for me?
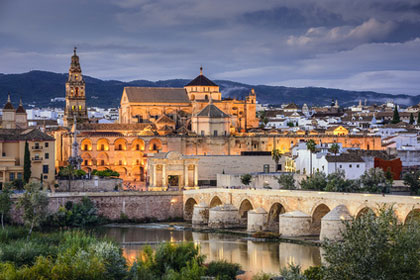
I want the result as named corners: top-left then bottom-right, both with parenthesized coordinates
top-left (156, 115), bottom-right (175, 124)
top-left (185, 67), bottom-right (218, 87)
top-left (196, 103), bottom-right (229, 118)
top-left (16, 99), bottom-right (26, 113)
top-left (124, 87), bottom-right (190, 104)
top-left (3, 94), bottom-right (14, 110)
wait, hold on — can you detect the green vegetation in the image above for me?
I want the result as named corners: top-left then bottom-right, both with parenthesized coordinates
top-left (271, 148), bottom-right (282, 171)
top-left (328, 143), bottom-right (340, 172)
top-left (274, 206), bottom-right (420, 280)
top-left (17, 183), bottom-right (49, 239)
top-left (43, 197), bottom-right (107, 228)
top-left (391, 105), bottom-right (400, 124)
top-left (23, 141), bottom-right (31, 184)
top-left (92, 169), bottom-right (120, 178)
top-left (240, 173), bottom-right (252, 186)
top-left (306, 140), bottom-right (316, 176)
top-left (0, 185), bottom-right (12, 229)
top-left (276, 173), bottom-right (296, 189)
top-left (410, 112), bottom-right (415, 124)
top-left (403, 170), bottom-right (420, 195)
top-left (300, 168), bottom-right (390, 194)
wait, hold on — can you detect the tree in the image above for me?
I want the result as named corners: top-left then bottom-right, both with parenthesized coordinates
top-left (360, 167), bottom-right (387, 193)
top-left (271, 149), bottom-right (282, 171)
top-left (391, 105), bottom-right (400, 124)
top-left (418, 111), bottom-right (420, 125)
top-left (276, 174), bottom-right (296, 189)
top-left (300, 171), bottom-right (327, 191)
top-left (328, 143), bottom-right (340, 172)
top-left (23, 141), bottom-right (31, 184)
top-left (322, 207), bottom-right (420, 280)
top-left (58, 165), bottom-right (76, 191)
top-left (306, 140), bottom-right (317, 176)
top-left (240, 174), bottom-right (252, 186)
top-left (17, 182), bottom-right (49, 239)
top-left (0, 184), bottom-right (12, 229)
top-left (325, 170), bottom-right (359, 193)
top-left (409, 112), bottom-right (415, 125)
top-left (403, 170), bottom-right (420, 195)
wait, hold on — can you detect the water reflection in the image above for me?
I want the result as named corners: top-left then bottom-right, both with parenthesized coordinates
top-left (101, 224), bottom-right (321, 275)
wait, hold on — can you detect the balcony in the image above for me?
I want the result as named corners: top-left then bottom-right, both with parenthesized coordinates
top-left (31, 157), bottom-right (43, 162)
top-left (31, 145), bottom-right (43, 150)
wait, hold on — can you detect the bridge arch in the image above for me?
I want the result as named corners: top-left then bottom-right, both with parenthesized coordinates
top-left (239, 199), bottom-right (254, 226)
top-left (356, 206), bottom-right (375, 219)
top-left (184, 198), bottom-right (197, 221)
top-left (404, 208), bottom-right (420, 224)
top-left (311, 203), bottom-right (330, 235)
top-left (267, 202), bottom-right (286, 232)
top-left (209, 196), bottom-right (223, 208)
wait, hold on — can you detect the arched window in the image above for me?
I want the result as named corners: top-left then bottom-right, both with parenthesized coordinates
top-left (205, 95), bottom-right (208, 101)
top-left (136, 144), bottom-right (140, 150)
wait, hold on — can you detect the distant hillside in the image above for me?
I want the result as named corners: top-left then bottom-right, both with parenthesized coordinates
top-left (0, 70), bottom-right (419, 108)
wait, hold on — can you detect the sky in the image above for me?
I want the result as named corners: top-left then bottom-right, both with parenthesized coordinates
top-left (1, 0), bottom-right (420, 95)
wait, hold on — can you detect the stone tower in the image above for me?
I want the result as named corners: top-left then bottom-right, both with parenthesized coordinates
top-left (64, 47), bottom-right (88, 127)
top-left (2, 93), bottom-right (16, 129)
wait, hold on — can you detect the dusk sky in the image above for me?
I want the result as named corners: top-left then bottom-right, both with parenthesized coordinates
top-left (1, 0), bottom-right (420, 95)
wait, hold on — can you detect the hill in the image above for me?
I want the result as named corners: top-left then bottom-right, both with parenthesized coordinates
top-left (0, 70), bottom-right (419, 108)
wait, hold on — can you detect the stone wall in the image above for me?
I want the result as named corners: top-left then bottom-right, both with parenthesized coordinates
top-left (57, 177), bottom-right (123, 192)
top-left (11, 191), bottom-right (183, 223)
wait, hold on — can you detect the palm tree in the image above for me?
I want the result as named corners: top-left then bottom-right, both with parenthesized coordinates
top-left (306, 139), bottom-right (316, 176)
top-left (329, 143), bottom-right (340, 172)
top-left (271, 149), bottom-right (282, 171)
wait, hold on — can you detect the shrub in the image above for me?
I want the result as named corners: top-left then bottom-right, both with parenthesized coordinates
top-left (92, 169), bottom-right (120, 178)
top-left (206, 260), bottom-right (241, 280)
top-left (277, 174), bottom-right (296, 189)
top-left (252, 272), bottom-right (276, 280)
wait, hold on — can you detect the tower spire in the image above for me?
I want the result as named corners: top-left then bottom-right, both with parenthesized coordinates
top-left (200, 66), bottom-right (203, 76)
top-left (7, 93), bottom-right (11, 103)
top-left (74, 46), bottom-right (77, 55)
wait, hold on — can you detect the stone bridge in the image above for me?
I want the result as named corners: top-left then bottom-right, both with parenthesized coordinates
top-left (183, 189), bottom-right (420, 240)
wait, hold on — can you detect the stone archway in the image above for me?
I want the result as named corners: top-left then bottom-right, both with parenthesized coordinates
top-left (356, 207), bottom-right (375, 219)
top-left (210, 196), bottom-right (223, 208)
top-left (239, 199), bottom-right (254, 227)
top-left (311, 203), bottom-right (330, 235)
top-left (405, 209), bottom-right (420, 224)
top-left (267, 203), bottom-right (285, 232)
top-left (184, 198), bottom-right (197, 221)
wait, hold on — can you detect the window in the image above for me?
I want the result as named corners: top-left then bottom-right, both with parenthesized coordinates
top-left (201, 131), bottom-right (204, 136)
top-left (349, 164), bottom-right (352, 168)
top-left (35, 142), bottom-right (40, 149)
top-left (84, 144), bottom-right (88, 150)
top-left (119, 160), bottom-right (122, 165)
top-left (84, 160), bottom-right (88, 166)
top-left (34, 154), bottom-right (40, 160)
top-left (136, 144), bottom-right (140, 150)
top-left (214, 130), bottom-right (218, 136)
top-left (17, 173), bottom-right (22, 180)
top-left (9, 173), bottom-right (14, 181)
top-left (101, 144), bottom-right (104, 151)
top-left (100, 160), bottom-right (105, 166)
top-left (45, 142), bottom-right (49, 148)
top-left (2, 152), bottom-right (5, 157)
top-left (339, 165), bottom-right (342, 168)
top-left (45, 153), bottom-right (49, 159)
top-left (118, 144), bottom-right (122, 150)
top-left (356, 164), bottom-right (360, 168)
top-left (153, 144), bottom-right (157, 151)
top-left (43, 165), bottom-right (49, 174)
top-left (136, 160), bottom-right (140, 165)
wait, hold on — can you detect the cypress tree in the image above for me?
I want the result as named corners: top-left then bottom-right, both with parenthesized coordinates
top-left (23, 141), bottom-right (31, 183)
top-left (409, 113), bottom-right (415, 125)
top-left (418, 111), bottom-right (420, 125)
top-left (391, 106), bottom-right (400, 124)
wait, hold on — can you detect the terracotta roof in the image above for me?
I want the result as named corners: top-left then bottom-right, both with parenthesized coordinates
top-left (284, 103), bottom-right (298, 109)
top-left (124, 87), bottom-right (190, 103)
top-left (186, 74), bottom-right (218, 87)
top-left (325, 153), bottom-right (364, 163)
top-left (155, 115), bottom-right (175, 124)
top-left (16, 105), bottom-right (26, 113)
top-left (196, 104), bottom-right (229, 118)
top-left (0, 128), bottom-right (54, 141)
top-left (3, 102), bottom-right (13, 110)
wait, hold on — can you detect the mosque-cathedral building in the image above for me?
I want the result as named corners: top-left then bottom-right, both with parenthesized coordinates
top-left (52, 49), bottom-right (382, 186)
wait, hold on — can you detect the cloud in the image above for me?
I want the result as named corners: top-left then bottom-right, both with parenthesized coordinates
top-left (287, 18), bottom-right (395, 50)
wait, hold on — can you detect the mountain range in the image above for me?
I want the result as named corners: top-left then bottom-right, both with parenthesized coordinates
top-left (0, 70), bottom-right (419, 108)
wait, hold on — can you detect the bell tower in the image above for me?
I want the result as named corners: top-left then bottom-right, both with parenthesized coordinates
top-left (63, 47), bottom-right (88, 127)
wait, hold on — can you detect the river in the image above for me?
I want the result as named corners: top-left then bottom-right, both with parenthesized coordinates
top-left (100, 223), bottom-right (321, 276)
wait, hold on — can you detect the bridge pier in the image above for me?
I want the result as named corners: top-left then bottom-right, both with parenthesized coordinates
top-left (208, 204), bottom-right (240, 229)
top-left (192, 203), bottom-right (210, 226)
top-left (279, 211), bottom-right (312, 237)
top-left (320, 205), bottom-right (352, 241)
top-left (247, 207), bottom-right (268, 232)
